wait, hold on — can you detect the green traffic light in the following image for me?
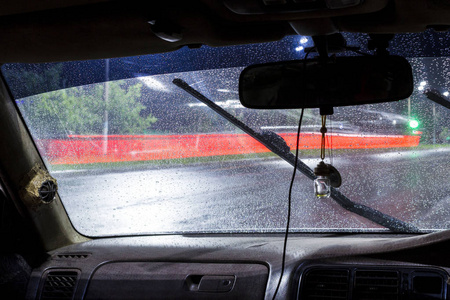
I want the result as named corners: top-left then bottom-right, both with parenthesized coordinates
top-left (409, 120), bottom-right (419, 129)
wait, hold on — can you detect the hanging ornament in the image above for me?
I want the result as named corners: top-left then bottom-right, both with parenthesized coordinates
top-left (314, 161), bottom-right (331, 198)
top-left (314, 115), bottom-right (341, 198)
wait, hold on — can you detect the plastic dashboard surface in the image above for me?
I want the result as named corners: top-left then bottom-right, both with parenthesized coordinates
top-left (25, 231), bottom-right (450, 300)
top-left (84, 262), bottom-right (268, 299)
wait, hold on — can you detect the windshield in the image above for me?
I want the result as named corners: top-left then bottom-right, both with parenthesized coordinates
top-left (2, 32), bottom-right (449, 237)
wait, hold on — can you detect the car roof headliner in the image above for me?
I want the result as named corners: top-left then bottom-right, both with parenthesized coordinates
top-left (0, 0), bottom-right (449, 63)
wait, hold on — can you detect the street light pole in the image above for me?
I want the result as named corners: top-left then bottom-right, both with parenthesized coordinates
top-left (407, 97), bottom-right (411, 119)
top-left (103, 59), bottom-right (110, 155)
top-left (432, 102), bottom-right (436, 144)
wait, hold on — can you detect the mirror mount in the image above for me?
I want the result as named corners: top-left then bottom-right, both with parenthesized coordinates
top-left (319, 106), bottom-right (334, 116)
top-left (308, 33), bottom-right (353, 60)
top-left (368, 34), bottom-right (394, 56)
top-left (311, 35), bottom-right (330, 61)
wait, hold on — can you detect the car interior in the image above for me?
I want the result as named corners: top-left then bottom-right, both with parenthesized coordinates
top-left (0, 0), bottom-right (450, 299)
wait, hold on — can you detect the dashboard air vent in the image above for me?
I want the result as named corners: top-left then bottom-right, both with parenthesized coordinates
top-left (301, 269), bottom-right (349, 299)
top-left (40, 270), bottom-right (79, 300)
top-left (354, 270), bottom-right (399, 300)
top-left (55, 253), bottom-right (90, 260)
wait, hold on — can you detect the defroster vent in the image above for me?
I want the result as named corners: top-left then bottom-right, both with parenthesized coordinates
top-left (300, 269), bottom-right (349, 299)
top-left (40, 270), bottom-right (79, 300)
top-left (354, 270), bottom-right (400, 300)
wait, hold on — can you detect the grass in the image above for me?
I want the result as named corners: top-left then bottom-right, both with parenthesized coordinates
top-left (48, 152), bottom-right (279, 172)
top-left (414, 143), bottom-right (450, 149)
top-left (48, 143), bottom-right (450, 172)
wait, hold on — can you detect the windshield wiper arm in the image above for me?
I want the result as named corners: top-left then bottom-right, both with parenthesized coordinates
top-left (173, 78), bottom-right (420, 233)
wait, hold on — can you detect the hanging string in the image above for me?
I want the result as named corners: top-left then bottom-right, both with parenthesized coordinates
top-left (329, 114), bottom-right (333, 166)
top-left (326, 121), bottom-right (331, 162)
top-left (320, 115), bottom-right (327, 160)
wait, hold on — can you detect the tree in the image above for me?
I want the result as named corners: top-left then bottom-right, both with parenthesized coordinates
top-left (103, 81), bottom-right (157, 134)
top-left (18, 80), bottom-right (157, 138)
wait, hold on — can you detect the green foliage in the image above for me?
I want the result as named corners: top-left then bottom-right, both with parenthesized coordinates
top-left (18, 80), bottom-right (157, 138)
top-left (4, 63), bottom-right (65, 98)
top-left (105, 81), bottom-right (157, 134)
top-left (439, 127), bottom-right (449, 143)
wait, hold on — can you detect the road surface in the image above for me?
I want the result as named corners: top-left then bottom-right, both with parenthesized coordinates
top-left (53, 148), bottom-right (450, 236)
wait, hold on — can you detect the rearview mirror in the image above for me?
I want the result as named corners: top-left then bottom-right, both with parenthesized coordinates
top-left (239, 56), bottom-right (413, 110)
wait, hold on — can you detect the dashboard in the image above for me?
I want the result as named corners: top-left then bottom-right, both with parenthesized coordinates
top-left (25, 231), bottom-right (450, 300)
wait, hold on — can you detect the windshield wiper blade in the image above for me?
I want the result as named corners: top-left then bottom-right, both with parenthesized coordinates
top-left (424, 89), bottom-right (450, 110)
top-left (173, 78), bottom-right (420, 233)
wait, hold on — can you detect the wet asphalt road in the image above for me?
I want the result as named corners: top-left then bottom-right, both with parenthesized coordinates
top-left (53, 148), bottom-right (450, 236)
